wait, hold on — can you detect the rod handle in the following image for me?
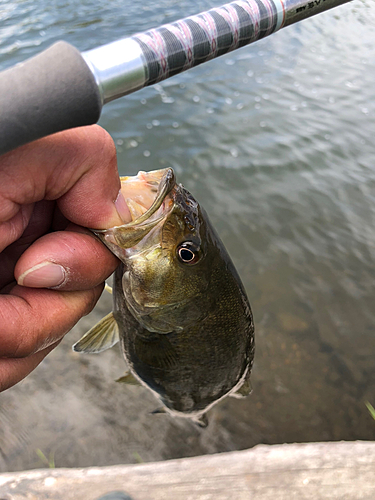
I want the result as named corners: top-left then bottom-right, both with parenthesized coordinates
top-left (0, 41), bottom-right (102, 156)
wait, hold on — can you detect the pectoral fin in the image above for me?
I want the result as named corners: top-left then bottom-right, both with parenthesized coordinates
top-left (72, 312), bottom-right (119, 353)
top-left (134, 334), bottom-right (179, 370)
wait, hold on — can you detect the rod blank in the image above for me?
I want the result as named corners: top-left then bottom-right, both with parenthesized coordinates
top-left (83, 0), bottom-right (352, 104)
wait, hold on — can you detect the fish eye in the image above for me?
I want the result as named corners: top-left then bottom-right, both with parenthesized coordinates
top-left (177, 242), bottom-right (200, 264)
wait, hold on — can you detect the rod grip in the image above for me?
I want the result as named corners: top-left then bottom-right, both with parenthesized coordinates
top-left (0, 41), bottom-right (102, 156)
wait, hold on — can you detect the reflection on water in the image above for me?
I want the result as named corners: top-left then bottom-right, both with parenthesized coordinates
top-left (1, 0), bottom-right (375, 472)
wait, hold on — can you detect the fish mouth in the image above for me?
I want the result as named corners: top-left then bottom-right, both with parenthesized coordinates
top-left (93, 168), bottom-right (176, 253)
top-left (118, 167), bottom-right (176, 226)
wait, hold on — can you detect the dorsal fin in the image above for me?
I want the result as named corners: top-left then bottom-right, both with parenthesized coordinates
top-left (72, 312), bottom-right (119, 353)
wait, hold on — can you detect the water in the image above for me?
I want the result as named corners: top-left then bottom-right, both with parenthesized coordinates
top-left (1, 0), bottom-right (375, 472)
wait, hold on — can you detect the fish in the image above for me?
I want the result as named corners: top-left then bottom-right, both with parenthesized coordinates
top-left (73, 168), bottom-right (254, 426)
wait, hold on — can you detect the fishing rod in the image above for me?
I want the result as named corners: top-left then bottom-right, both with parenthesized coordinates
top-left (0, 0), bottom-right (352, 156)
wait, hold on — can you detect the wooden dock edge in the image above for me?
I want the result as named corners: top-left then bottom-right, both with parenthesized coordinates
top-left (1, 441), bottom-right (374, 500)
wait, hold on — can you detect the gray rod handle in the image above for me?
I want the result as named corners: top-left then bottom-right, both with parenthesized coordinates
top-left (0, 42), bottom-right (102, 156)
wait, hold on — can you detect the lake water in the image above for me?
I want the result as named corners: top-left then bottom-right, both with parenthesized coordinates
top-left (1, 0), bottom-right (375, 472)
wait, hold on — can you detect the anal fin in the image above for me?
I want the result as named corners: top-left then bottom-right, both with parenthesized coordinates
top-left (72, 312), bottom-right (119, 353)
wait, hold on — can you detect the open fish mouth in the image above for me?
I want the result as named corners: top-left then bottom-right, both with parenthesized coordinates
top-left (121, 167), bottom-right (176, 225)
top-left (93, 168), bottom-right (176, 253)
top-left (118, 168), bottom-right (176, 224)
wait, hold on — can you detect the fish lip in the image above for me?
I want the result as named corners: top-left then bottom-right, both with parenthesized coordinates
top-left (94, 167), bottom-right (176, 235)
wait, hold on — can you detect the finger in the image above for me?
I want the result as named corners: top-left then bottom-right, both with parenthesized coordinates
top-left (0, 203), bottom-right (34, 252)
top-left (0, 201), bottom-right (55, 288)
top-left (0, 125), bottom-right (131, 230)
top-left (0, 284), bottom-right (102, 358)
top-left (14, 226), bottom-right (118, 290)
top-left (0, 342), bottom-right (58, 393)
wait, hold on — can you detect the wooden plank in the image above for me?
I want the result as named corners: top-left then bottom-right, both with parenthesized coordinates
top-left (0, 441), bottom-right (374, 500)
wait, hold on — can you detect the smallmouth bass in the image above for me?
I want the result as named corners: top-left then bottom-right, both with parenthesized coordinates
top-left (74, 168), bottom-right (254, 426)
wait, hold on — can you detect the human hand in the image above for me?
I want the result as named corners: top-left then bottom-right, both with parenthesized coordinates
top-left (0, 125), bottom-right (131, 392)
